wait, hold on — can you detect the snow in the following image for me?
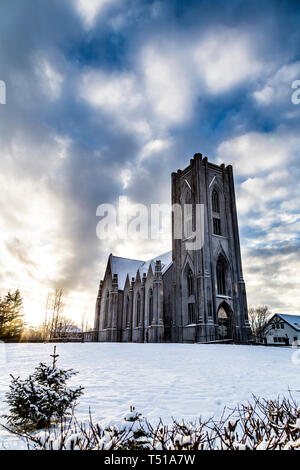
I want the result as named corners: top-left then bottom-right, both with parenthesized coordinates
top-left (138, 251), bottom-right (173, 276)
top-left (273, 313), bottom-right (300, 331)
top-left (64, 325), bottom-right (82, 333)
top-left (110, 255), bottom-right (144, 289)
top-left (1, 342), bottom-right (300, 449)
top-left (109, 251), bottom-right (172, 289)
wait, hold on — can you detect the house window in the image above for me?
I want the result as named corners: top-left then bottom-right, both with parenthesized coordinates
top-left (281, 324), bottom-right (284, 329)
top-left (276, 324), bottom-right (280, 329)
top-left (187, 268), bottom-right (194, 296)
top-left (188, 303), bottom-right (195, 324)
top-left (136, 292), bottom-right (141, 326)
top-left (272, 324), bottom-right (275, 329)
top-left (274, 337), bottom-right (278, 342)
top-left (213, 218), bottom-right (222, 236)
top-left (149, 289), bottom-right (153, 325)
top-left (212, 189), bottom-right (220, 213)
top-left (216, 258), bottom-right (226, 295)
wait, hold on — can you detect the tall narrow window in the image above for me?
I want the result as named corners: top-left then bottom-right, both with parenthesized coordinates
top-left (136, 292), bottom-right (141, 326)
top-left (187, 268), bottom-right (194, 296)
top-left (104, 290), bottom-right (109, 329)
top-left (183, 194), bottom-right (193, 238)
top-left (212, 189), bottom-right (220, 213)
top-left (212, 189), bottom-right (222, 236)
top-left (149, 289), bottom-right (153, 325)
top-left (216, 259), bottom-right (226, 295)
top-left (125, 295), bottom-right (130, 327)
top-left (188, 303), bottom-right (195, 324)
top-left (213, 218), bottom-right (222, 236)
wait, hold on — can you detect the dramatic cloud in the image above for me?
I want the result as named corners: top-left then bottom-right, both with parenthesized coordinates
top-left (74, 0), bottom-right (120, 29)
top-left (0, 0), bottom-right (299, 325)
top-left (216, 131), bottom-right (300, 176)
top-left (193, 29), bottom-right (264, 94)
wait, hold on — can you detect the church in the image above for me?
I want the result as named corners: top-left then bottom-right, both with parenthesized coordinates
top-left (92, 153), bottom-right (251, 344)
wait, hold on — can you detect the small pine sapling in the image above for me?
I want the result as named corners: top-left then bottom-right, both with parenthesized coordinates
top-left (5, 346), bottom-right (84, 430)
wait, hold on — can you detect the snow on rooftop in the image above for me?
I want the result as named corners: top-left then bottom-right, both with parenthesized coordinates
top-left (110, 251), bottom-right (173, 290)
top-left (139, 251), bottom-right (173, 276)
top-left (275, 313), bottom-right (300, 331)
top-left (110, 255), bottom-right (145, 290)
top-left (64, 325), bottom-right (82, 333)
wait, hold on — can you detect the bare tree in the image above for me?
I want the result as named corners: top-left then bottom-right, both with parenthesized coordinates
top-left (44, 289), bottom-right (65, 339)
top-left (80, 311), bottom-right (91, 332)
top-left (248, 305), bottom-right (272, 343)
top-left (40, 292), bottom-right (52, 340)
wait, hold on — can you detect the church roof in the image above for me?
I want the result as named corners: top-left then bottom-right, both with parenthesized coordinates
top-left (138, 251), bottom-right (173, 276)
top-left (109, 250), bottom-right (173, 290)
top-left (110, 255), bottom-right (144, 290)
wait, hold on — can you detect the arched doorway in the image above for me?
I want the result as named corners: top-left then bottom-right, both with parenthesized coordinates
top-left (217, 302), bottom-right (233, 340)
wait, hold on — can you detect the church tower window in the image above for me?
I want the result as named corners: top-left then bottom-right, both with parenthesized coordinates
top-left (212, 189), bottom-right (222, 235)
top-left (187, 268), bottom-right (194, 296)
top-left (213, 218), bottom-right (222, 236)
top-left (183, 193), bottom-right (193, 238)
top-left (216, 258), bottom-right (226, 295)
top-left (188, 303), bottom-right (195, 324)
top-left (212, 189), bottom-right (220, 213)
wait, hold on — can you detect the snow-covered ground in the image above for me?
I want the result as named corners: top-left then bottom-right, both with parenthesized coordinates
top-left (1, 342), bottom-right (300, 449)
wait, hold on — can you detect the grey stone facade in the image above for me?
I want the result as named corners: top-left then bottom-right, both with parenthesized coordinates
top-left (92, 153), bottom-right (251, 343)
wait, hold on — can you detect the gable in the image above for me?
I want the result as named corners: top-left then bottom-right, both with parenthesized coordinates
top-left (110, 255), bottom-right (145, 290)
top-left (276, 313), bottom-right (300, 331)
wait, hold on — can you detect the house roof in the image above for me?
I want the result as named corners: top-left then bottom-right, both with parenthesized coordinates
top-left (109, 251), bottom-right (173, 290)
top-left (64, 325), bottom-right (82, 333)
top-left (273, 313), bottom-right (300, 331)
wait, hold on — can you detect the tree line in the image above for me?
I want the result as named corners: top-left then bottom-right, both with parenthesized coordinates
top-left (0, 288), bottom-right (91, 342)
top-left (0, 286), bottom-right (271, 343)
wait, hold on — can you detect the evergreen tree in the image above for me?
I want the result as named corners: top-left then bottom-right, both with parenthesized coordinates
top-left (0, 289), bottom-right (26, 340)
top-left (5, 347), bottom-right (84, 430)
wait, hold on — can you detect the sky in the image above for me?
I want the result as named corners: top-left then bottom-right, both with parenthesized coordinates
top-left (0, 0), bottom-right (299, 326)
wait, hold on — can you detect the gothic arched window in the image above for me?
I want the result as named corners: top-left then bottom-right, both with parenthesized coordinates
top-left (212, 189), bottom-right (220, 213)
top-left (149, 289), bottom-right (153, 325)
top-left (183, 193), bottom-right (193, 238)
top-left (216, 258), bottom-right (226, 295)
top-left (125, 295), bottom-right (130, 327)
top-left (187, 268), bottom-right (194, 296)
top-left (212, 189), bottom-right (222, 235)
top-left (136, 292), bottom-right (141, 326)
top-left (103, 290), bottom-right (109, 329)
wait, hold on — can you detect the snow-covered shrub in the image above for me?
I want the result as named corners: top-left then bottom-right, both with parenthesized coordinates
top-left (5, 347), bottom-right (84, 430)
top-left (5, 394), bottom-right (300, 450)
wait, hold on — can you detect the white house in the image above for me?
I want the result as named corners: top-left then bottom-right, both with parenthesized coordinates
top-left (264, 314), bottom-right (300, 346)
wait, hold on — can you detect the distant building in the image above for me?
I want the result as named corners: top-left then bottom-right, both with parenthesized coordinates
top-left (51, 324), bottom-right (83, 342)
top-left (263, 314), bottom-right (300, 346)
top-left (92, 154), bottom-right (251, 344)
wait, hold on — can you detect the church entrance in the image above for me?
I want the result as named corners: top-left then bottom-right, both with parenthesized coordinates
top-left (217, 302), bottom-right (233, 340)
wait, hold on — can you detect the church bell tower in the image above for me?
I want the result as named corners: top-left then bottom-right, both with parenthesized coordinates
top-left (171, 153), bottom-right (251, 343)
